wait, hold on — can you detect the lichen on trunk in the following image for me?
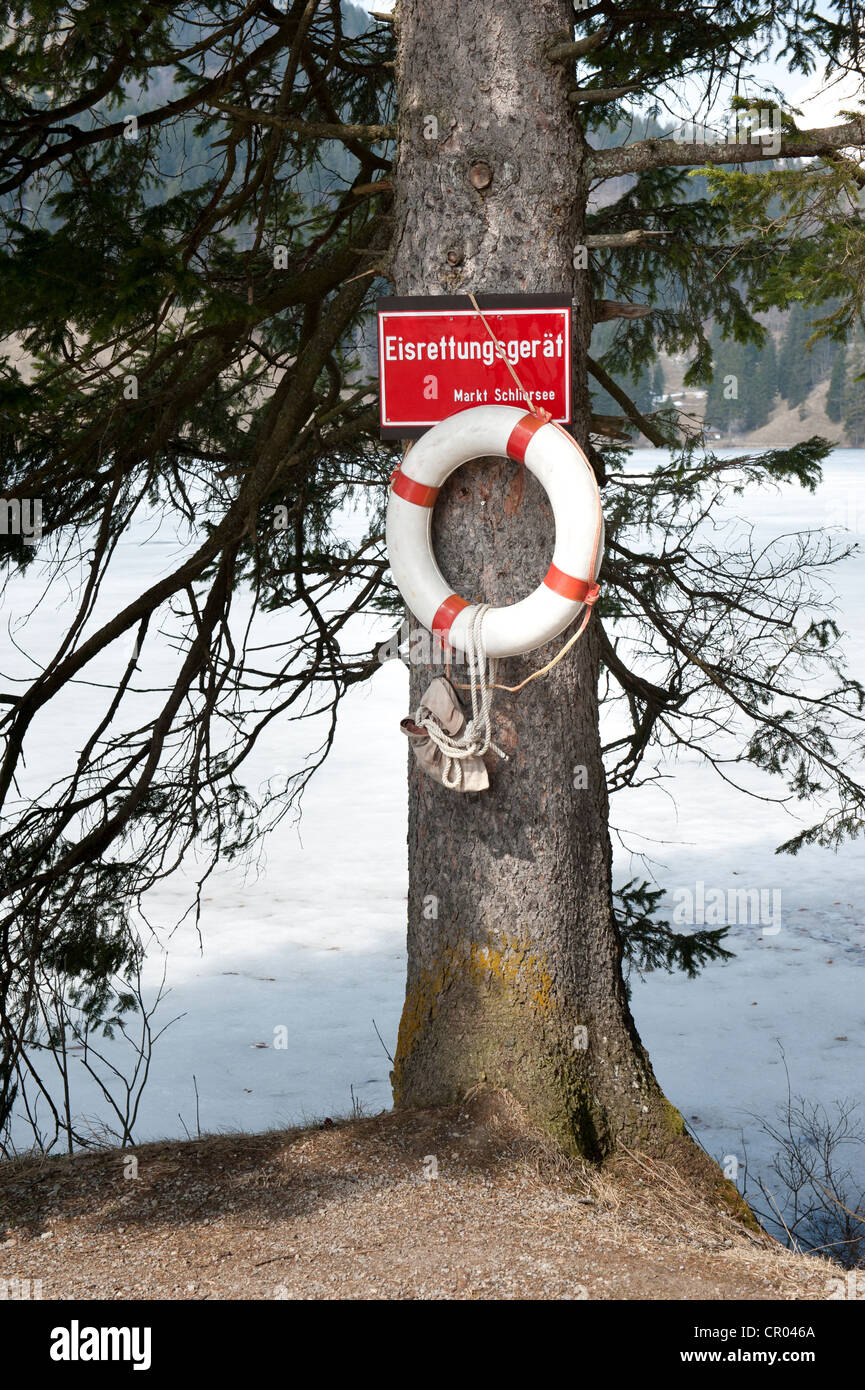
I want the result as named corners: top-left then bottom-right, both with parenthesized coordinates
top-left (389, 0), bottom-right (683, 1156)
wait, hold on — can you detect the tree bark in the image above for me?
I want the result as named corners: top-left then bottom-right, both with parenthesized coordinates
top-left (389, 0), bottom-right (684, 1156)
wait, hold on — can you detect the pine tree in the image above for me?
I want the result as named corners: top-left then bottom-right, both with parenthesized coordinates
top-left (1, 0), bottom-right (864, 1158)
top-left (388, 1), bottom-right (865, 1149)
top-left (778, 305), bottom-right (814, 409)
top-left (755, 333), bottom-right (779, 426)
top-left (706, 333), bottom-right (747, 435)
top-left (651, 361), bottom-right (665, 404)
top-left (827, 347), bottom-right (848, 424)
top-left (842, 349), bottom-right (865, 445)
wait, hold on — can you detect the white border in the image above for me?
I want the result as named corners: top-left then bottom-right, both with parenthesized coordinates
top-left (378, 307), bottom-right (572, 429)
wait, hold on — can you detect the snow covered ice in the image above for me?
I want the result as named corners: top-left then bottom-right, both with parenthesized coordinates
top-left (4, 449), bottom-right (864, 1230)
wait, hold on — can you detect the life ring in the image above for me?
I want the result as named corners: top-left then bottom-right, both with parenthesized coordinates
top-left (386, 404), bottom-right (604, 659)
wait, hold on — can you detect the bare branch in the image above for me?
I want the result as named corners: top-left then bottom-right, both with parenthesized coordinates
top-left (570, 84), bottom-right (643, 105)
top-left (587, 355), bottom-right (671, 446)
top-left (211, 101), bottom-right (396, 143)
top-left (589, 117), bottom-right (865, 180)
top-left (547, 29), bottom-right (610, 63)
top-left (585, 229), bottom-right (670, 248)
top-left (590, 413), bottom-right (632, 440)
top-left (593, 299), bottom-right (653, 322)
top-left (351, 179), bottom-right (394, 197)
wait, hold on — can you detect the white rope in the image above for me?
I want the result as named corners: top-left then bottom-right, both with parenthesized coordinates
top-left (415, 604), bottom-right (508, 790)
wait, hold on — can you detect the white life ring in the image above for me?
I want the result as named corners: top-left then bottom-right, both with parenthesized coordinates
top-left (386, 404), bottom-right (604, 659)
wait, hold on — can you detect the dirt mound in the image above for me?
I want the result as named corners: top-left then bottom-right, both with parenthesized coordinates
top-left (0, 1095), bottom-right (837, 1300)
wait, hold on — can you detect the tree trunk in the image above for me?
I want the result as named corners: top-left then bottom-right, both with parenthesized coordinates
top-left (389, 0), bottom-right (683, 1156)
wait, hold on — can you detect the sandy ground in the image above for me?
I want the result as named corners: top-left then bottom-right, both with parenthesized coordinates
top-left (0, 1095), bottom-right (840, 1301)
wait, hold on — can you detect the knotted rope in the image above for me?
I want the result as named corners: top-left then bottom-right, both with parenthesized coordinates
top-left (408, 296), bottom-right (605, 786)
top-left (415, 604), bottom-right (508, 790)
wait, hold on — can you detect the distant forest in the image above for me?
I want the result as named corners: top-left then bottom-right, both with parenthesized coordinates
top-left (589, 301), bottom-right (865, 445)
top-left (704, 303), bottom-right (865, 443)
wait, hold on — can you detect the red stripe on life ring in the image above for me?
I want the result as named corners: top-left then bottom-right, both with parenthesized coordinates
top-left (391, 469), bottom-right (439, 508)
top-left (431, 593), bottom-right (470, 641)
top-left (544, 565), bottom-right (600, 605)
top-left (506, 413), bottom-right (547, 463)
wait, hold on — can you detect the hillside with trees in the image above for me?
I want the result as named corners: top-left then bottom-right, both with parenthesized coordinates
top-left (703, 303), bottom-right (865, 444)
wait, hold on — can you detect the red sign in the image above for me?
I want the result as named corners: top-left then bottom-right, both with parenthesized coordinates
top-left (377, 294), bottom-right (572, 438)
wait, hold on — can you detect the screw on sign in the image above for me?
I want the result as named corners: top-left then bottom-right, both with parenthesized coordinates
top-left (377, 293), bottom-right (572, 438)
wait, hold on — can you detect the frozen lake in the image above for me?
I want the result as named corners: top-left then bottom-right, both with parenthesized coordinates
top-left (3, 447), bottom-right (864, 1245)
